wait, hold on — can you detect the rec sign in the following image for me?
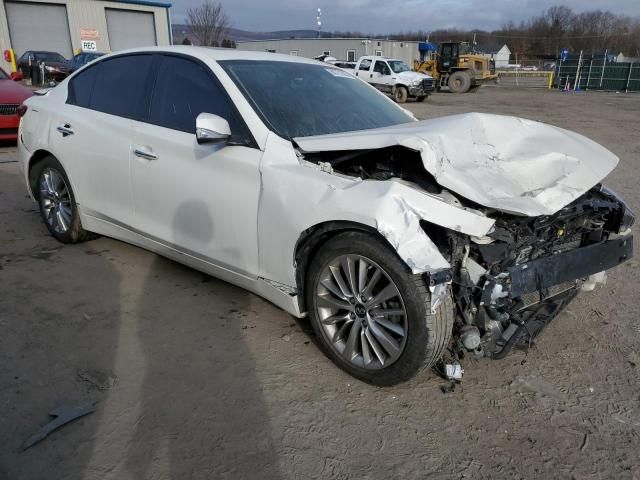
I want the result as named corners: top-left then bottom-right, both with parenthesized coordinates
top-left (81, 40), bottom-right (97, 52)
top-left (80, 28), bottom-right (100, 52)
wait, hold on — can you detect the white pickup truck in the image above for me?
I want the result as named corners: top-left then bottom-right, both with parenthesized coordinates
top-left (352, 56), bottom-right (434, 103)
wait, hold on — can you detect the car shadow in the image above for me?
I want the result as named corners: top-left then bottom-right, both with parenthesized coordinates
top-left (0, 163), bottom-right (122, 479)
top-left (124, 200), bottom-right (283, 479)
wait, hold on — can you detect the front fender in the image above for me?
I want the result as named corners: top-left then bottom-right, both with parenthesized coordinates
top-left (258, 133), bottom-right (495, 288)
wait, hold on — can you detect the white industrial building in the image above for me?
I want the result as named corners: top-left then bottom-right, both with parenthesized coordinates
top-left (0, 0), bottom-right (172, 72)
top-left (482, 44), bottom-right (511, 69)
top-left (237, 37), bottom-right (422, 65)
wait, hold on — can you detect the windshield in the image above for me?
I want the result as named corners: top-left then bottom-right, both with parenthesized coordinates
top-left (34, 52), bottom-right (65, 62)
top-left (388, 60), bottom-right (411, 73)
top-left (220, 60), bottom-right (414, 139)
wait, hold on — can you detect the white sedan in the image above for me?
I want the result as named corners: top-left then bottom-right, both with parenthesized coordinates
top-left (18, 47), bottom-right (634, 385)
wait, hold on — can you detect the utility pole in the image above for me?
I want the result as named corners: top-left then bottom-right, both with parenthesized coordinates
top-left (316, 8), bottom-right (322, 39)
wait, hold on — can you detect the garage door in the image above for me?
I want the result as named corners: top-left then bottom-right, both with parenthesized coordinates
top-left (106, 9), bottom-right (157, 51)
top-left (5, 1), bottom-right (72, 58)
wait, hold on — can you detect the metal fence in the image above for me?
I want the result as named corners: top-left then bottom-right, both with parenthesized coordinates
top-left (556, 57), bottom-right (640, 92)
top-left (497, 71), bottom-right (553, 89)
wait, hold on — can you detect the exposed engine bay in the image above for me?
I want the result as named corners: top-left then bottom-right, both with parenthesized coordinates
top-left (302, 145), bottom-right (635, 360)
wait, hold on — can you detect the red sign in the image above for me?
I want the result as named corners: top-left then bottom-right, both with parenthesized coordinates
top-left (80, 29), bottom-right (99, 40)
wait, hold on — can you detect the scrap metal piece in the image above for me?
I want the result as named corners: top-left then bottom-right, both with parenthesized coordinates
top-left (445, 363), bottom-right (464, 381)
top-left (22, 401), bottom-right (97, 450)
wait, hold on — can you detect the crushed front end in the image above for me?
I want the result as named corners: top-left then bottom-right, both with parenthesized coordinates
top-left (434, 185), bottom-right (634, 360)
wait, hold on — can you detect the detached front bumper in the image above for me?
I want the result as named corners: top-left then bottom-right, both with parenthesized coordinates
top-left (482, 235), bottom-right (633, 304)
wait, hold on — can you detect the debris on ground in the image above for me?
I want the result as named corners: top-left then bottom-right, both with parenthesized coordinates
top-left (22, 401), bottom-right (98, 450)
top-left (440, 382), bottom-right (460, 394)
top-left (77, 368), bottom-right (116, 390)
top-left (445, 363), bottom-right (464, 381)
top-left (509, 376), bottom-right (566, 401)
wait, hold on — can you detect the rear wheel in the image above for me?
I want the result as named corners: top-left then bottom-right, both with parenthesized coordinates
top-left (448, 71), bottom-right (472, 93)
top-left (393, 86), bottom-right (408, 103)
top-left (305, 231), bottom-right (453, 385)
top-left (33, 156), bottom-right (93, 244)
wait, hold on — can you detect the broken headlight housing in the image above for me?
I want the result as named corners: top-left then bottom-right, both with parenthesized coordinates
top-left (600, 185), bottom-right (635, 233)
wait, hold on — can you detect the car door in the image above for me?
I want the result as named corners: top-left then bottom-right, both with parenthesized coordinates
top-left (355, 58), bottom-right (372, 81)
top-left (51, 53), bottom-right (154, 227)
top-left (18, 52), bottom-right (30, 76)
top-left (130, 54), bottom-right (263, 277)
top-left (372, 60), bottom-right (392, 89)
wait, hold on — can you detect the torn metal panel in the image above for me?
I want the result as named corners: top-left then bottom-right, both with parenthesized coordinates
top-left (257, 133), bottom-right (496, 288)
top-left (294, 112), bottom-right (619, 217)
top-left (22, 401), bottom-right (97, 450)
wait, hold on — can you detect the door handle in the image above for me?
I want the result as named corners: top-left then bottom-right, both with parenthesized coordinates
top-left (56, 124), bottom-right (74, 136)
top-left (133, 146), bottom-right (158, 161)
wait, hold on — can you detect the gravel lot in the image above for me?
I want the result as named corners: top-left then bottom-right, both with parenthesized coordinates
top-left (1, 87), bottom-right (639, 480)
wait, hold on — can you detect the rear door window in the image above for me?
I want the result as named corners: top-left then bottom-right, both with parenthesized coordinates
top-left (358, 59), bottom-right (372, 71)
top-left (67, 63), bottom-right (100, 108)
top-left (88, 54), bottom-right (154, 120)
top-left (148, 55), bottom-right (249, 141)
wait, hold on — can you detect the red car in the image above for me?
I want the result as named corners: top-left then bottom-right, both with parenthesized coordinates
top-left (0, 68), bottom-right (32, 141)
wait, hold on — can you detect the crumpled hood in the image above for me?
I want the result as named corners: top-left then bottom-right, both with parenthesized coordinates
top-left (294, 113), bottom-right (619, 216)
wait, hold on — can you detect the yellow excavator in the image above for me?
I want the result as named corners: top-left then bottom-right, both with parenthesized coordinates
top-left (414, 41), bottom-right (497, 93)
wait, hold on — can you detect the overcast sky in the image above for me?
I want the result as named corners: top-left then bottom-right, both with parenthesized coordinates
top-left (170, 0), bottom-right (639, 32)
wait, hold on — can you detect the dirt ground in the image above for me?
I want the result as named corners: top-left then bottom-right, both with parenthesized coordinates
top-left (1, 87), bottom-right (639, 480)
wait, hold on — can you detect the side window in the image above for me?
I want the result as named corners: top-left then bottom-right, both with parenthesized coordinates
top-left (89, 54), bottom-right (154, 120)
top-left (67, 62), bottom-right (101, 108)
top-left (358, 59), bottom-right (371, 71)
top-left (148, 55), bottom-right (247, 139)
top-left (374, 61), bottom-right (389, 75)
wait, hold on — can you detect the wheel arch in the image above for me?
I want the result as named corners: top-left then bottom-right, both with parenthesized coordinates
top-left (294, 221), bottom-right (398, 307)
top-left (293, 219), bottom-right (453, 312)
top-left (27, 149), bottom-right (56, 199)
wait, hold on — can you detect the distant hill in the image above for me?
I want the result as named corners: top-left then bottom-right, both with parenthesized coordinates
top-left (172, 25), bottom-right (322, 44)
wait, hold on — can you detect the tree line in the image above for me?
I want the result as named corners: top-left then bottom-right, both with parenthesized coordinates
top-left (330, 6), bottom-right (640, 59)
top-left (183, 2), bottom-right (640, 59)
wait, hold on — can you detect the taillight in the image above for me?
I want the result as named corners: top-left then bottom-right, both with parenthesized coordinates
top-left (17, 104), bottom-right (27, 117)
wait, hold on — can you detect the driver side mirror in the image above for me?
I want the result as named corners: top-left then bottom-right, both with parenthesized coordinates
top-left (10, 71), bottom-right (23, 81)
top-left (196, 112), bottom-right (231, 145)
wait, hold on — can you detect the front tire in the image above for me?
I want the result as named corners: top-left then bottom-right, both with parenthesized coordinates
top-left (305, 231), bottom-right (453, 385)
top-left (393, 86), bottom-right (408, 103)
top-left (448, 71), bottom-right (472, 93)
top-left (33, 156), bottom-right (93, 244)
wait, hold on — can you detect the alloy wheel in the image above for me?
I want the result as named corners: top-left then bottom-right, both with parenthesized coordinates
top-left (315, 254), bottom-right (408, 370)
top-left (39, 168), bottom-right (72, 234)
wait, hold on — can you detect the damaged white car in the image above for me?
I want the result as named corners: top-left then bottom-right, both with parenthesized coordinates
top-left (18, 47), bottom-right (634, 385)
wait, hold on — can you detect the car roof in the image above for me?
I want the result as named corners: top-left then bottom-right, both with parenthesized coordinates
top-left (101, 46), bottom-right (324, 66)
top-left (360, 56), bottom-right (402, 62)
